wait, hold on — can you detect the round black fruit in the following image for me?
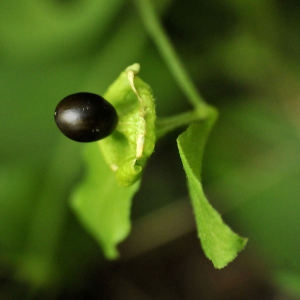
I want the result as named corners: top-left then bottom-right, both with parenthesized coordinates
top-left (54, 92), bottom-right (118, 142)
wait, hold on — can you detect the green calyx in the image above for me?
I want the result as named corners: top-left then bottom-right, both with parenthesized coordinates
top-left (99, 63), bottom-right (156, 186)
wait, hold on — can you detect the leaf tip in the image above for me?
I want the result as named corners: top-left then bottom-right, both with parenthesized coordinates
top-left (211, 236), bottom-right (248, 269)
top-left (126, 63), bottom-right (140, 74)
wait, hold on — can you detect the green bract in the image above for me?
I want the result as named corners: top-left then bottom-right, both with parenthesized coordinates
top-left (71, 64), bottom-right (156, 258)
top-left (72, 144), bottom-right (140, 259)
top-left (99, 63), bottom-right (156, 186)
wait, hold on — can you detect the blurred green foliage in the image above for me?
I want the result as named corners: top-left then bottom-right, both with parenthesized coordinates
top-left (0, 0), bottom-right (299, 298)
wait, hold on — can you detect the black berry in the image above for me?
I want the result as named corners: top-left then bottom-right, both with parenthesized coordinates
top-left (54, 92), bottom-right (118, 142)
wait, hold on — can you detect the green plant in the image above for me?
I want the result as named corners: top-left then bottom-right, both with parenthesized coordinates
top-left (68, 0), bottom-right (247, 269)
top-left (5, 1), bottom-right (300, 297)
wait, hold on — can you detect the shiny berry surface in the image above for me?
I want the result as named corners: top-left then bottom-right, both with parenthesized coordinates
top-left (54, 92), bottom-right (118, 142)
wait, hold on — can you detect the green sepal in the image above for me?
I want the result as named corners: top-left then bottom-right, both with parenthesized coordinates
top-left (99, 63), bottom-right (156, 186)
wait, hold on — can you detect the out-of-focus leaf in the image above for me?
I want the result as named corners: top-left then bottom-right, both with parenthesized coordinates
top-left (177, 108), bottom-right (247, 269)
top-left (206, 100), bottom-right (300, 279)
top-left (0, 164), bottom-right (38, 256)
top-left (0, 0), bottom-right (124, 60)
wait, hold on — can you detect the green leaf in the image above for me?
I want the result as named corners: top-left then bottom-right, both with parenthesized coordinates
top-left (100, 63), bottom-right (156, 186)
top-left (71, 64), bottom-right (156, 258)
top-left (177, 107), bottom-right (247, 269)
top-left (0, 0), bottom-right (124, 60)
top-left (71, 143), bottom-right (140, 259)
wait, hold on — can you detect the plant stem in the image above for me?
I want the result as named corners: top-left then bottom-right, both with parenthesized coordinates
top-left (133, 0), bottom-right (207, 111)
top-left (156, 107), bottom-right (217, 139)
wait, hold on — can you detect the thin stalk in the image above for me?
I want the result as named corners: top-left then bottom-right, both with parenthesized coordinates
top-left (156, 107), bottom-right (217, 139)
top-left (133, 0), bottom-right (207, 110)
